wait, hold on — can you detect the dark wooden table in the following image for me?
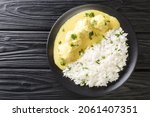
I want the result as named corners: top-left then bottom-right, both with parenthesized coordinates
top-left (0, 0), bottom-right (150, 100)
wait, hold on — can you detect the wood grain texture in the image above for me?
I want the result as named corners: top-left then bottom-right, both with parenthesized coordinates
top-left (0, 31), bottom-right (48, 69)
top-left (0, 0), bottom-right (150, 99)
top-left (0, 0), bottom-right (149, 32)
top-left (0, 69), bottom-right (149, 99)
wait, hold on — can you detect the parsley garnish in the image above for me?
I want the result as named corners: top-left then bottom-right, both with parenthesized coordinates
top-left (62, 28), bottom-right (65, 32)
top-left (85, 13), bottom-right (89, 17)
top-left (58, 41), bottom-right (62, 44)
top-left (79, 49), bottom-right (84, 56)
top-left (110, 40), bottom-right (113, 44)
top-left (120, 31), bottom-right (124, 35)
top-left (83, 67), bottom-right (88, 70)
top-left (89, 12), bottom-right (95, 17)
top-left (67, 67), bottom-right (71, 71)
top-left (96, 59), bottom-right (100, 64)
top-left (81, 79), bottom-right (86, 85)
top-left (60, 58), bottom-right (66, 66)
top-left (89, 31), bottom-right (94, 40)
top-left (70, 43), bottom-right (79, 47)
top-left (115, 34), bottom-right (120, 37)
top-left (85, 12), bottom-right (95, 18)
top-left (102, 35), bottom-right (105, 38)
top-left (71, 34), bottom-right (77, 40)
top-left (92, 20), bottom-right (97, 26)
top-left (102, 56), bottom-right (105, 59)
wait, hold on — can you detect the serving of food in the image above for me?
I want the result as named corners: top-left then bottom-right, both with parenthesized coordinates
top-left (54, 10), bottom-right (128, 87)
top-left (47, 4), bottom-right (137, 96)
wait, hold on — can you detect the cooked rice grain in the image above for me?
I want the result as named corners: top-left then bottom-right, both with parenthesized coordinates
top-left (63, 28), bottom-right (128, 87)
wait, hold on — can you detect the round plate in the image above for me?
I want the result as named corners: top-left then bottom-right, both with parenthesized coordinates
top-left (47, 4), bottom-right (138, 97)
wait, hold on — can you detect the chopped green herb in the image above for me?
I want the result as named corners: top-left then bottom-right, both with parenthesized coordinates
top-left (58, 41), bottom-right (62, 44)
top-left (81, 79), bottom-right (86, 85)
top-left (102, 35), bottom-right (105, 38)
top-left (106, 20), bottom-right (110, 22)
top-left (85, 13), bottom-right (89, 17)
top-left (102, 56), bottom-right (105, 59)
top-left (62, 28), bottom-right (65, 32)
top-left (70, 43), bottom-right (74, 47)
top-left (79, 62), bottom-right (83, 65)
top-left (60, 58), bottom-right (66, 66)
top-left (79, 49), bottom-right (84, 56)
top-left (67, 67), bottom-right (71, 71)
top-left (117, 65), bottom-right (121, 70)
top-left (83, 67), bottom-right (88, 69)
top-left (89, 12), bottom-right (95, 18)
top-left (105, 22), bottom-right (107, 25)
top-left (91, 45), bottom-right (94, 47)
top-left (70, 43), bottom-right (79, 47)
top-left (115, 34), bottom-right (120, 37)
top-left (110, 40), bottom-right (113, 44)
top-left (85, 74), bottom-right (88, 77)
top-left (92, 20), bottom-right (97, 26)
top-left (96, 59), bottom-right (100, 64)
top-left (89, 31), bottom-right (94, 40)
top-left (120, 31), bottom-right (124, 35)
top-left (71, 34), bottom-right (77, 40)
top-left (85, 12), bottom-right (95, 18)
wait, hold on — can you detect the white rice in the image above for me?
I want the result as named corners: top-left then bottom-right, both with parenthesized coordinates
top-left (63, 28), bottom-right (128, 87)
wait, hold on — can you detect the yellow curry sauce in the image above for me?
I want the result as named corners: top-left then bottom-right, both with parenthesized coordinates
top-left (54, 10), bottom-right (120, 70)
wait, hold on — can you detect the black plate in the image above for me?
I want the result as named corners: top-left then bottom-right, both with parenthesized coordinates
top-left (47, 4), bottom-right (138, 97)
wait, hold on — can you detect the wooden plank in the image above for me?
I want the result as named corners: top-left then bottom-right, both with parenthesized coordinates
top-left (0, 31), bottom-right (149, 69)
top-left (0, 0), bottom-right (149, 32)
top-left (0, 68), bottom-right (82, 99)
top-left (0, 69), bottom-right (149, 99)
top-left (0, 31), bottom-right (48, 69)
top-left (136, 33), bottom-right (150, 70)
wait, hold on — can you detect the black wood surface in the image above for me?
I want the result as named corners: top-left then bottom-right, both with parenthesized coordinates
top-left (0, 0), bottom-right (150, 99)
